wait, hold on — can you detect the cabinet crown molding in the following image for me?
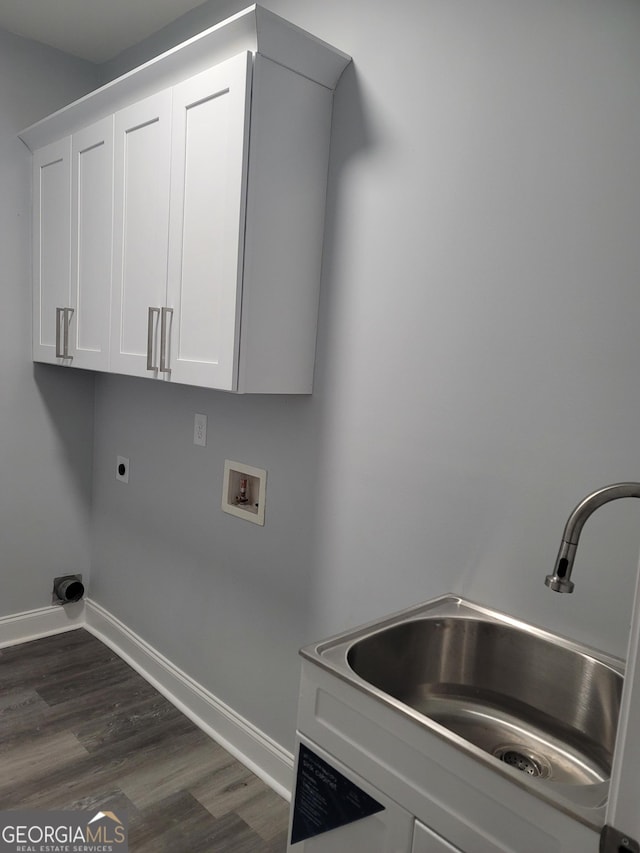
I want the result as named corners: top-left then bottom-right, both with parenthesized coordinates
top-left (19, 4), bottom-right (351, 152)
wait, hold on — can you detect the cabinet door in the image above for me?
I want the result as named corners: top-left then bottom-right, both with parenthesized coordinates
top-left (111, 90), bottom-right (172, 378)
top-left (166, 52), bottom-right (252, 390)
top-left (33, 137), bottom-right (71, 364)
top-left (412, 821), bottom-right (462, 853)
top-left (70, 116), bottom-right (114, 371)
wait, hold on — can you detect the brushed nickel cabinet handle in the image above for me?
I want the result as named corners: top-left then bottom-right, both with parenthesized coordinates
top-left (55, 307), bottom-right (73, 359)
top-left (147, 307), bottom-right (160, 370)
top-left (160, 306), bottom-right (173, 374)
top-left (63, 308), bottom-right (73, 359)
top-left (55, 307), bottom-right (63, 358)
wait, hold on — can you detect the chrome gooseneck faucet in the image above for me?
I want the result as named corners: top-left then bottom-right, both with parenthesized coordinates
top-left (546, 482), bottom-right (640, 593)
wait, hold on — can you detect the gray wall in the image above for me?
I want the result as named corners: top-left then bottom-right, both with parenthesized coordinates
top-left (89, 0), bottom-right (640, 754)
top-left (0, 30), bottom-right (98, 618)
top-left (3, 0), bottom-right (640, 758)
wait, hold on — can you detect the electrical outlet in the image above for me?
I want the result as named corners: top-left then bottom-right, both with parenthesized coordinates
top-left (116, 455), bottom-right (129, 483)
top-left (194, 413), bottom-right (207, 446)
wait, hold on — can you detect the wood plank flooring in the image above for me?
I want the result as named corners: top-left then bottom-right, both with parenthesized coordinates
top-left (0, 629), bottom-right (290, 852)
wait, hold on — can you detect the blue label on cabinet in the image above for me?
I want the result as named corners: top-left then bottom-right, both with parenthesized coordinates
top-left (290, 743), bottom-right (385, 845)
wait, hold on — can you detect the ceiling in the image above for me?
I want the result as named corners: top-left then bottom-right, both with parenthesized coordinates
top-left (0, 0), bottom-right (212, 63)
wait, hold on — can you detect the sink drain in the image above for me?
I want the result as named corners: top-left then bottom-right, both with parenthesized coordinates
top-left (492, 745), bottom-right (552, 779)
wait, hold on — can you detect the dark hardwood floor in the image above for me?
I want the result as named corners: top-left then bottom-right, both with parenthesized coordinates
top-left (0, 629), bottom-right (290, 852)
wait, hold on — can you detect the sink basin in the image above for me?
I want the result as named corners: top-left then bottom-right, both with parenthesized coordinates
top-left (304, 596), bottom-right (623, 809)
top-left (347, 615), bottom-right (620, 786)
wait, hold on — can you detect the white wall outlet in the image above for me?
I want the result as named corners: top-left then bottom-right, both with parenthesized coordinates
top-left (222, 460), bottom-right (267, 525)
top-left (116, 455), bottom-right (129, 483)
top-left (194, 413), bottom-right (207, 446)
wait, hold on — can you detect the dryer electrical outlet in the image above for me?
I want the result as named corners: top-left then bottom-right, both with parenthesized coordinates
top-left (116, 456), bottom-right (129, 483)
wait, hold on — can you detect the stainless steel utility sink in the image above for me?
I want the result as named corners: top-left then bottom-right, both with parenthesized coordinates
top-left (303, 596), bottom-right (623, 812)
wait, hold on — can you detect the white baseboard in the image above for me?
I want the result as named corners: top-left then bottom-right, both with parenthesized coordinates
top-left (84, 599), bottom-right (294, 800)
top-left (0, 598), bottom-right (294, 800)
top-left (0, 602), bottom-right (85, 648)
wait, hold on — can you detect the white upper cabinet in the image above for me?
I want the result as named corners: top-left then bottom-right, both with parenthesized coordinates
top-left (32, 138), bottom-right (71, 364)
top-left (22, 5), bottom-right (351, 393)
top-left (70, 116), bottom-right (113, 371)
top-left (110, 91), bottom-right (172, 378)
top-left (33, 119), bottom-right (113, 370)
top-left (166, 53), bottom-right (251, 390)
top-left (110, 54), bottom-right (249, 389)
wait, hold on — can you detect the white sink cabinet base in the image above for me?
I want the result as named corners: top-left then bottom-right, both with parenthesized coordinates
top-left (288, 660), bottom-right (601, 853)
